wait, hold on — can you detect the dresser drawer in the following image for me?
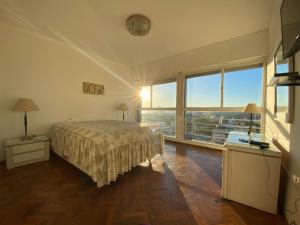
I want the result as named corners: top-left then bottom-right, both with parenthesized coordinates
top-left (13, 150), bottom-right (45, 164)
top-left (13, 142), bottom-right (45, 154)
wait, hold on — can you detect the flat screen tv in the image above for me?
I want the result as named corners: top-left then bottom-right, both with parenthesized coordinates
top-left (280, 0), bottom-right (300, 59)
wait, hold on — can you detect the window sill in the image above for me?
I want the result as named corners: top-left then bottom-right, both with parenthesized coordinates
top-left (164, 136), bottom-right (226, 151)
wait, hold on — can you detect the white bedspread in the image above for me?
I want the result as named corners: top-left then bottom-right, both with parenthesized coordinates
top-left (49, 120), bottom-right (164, 187)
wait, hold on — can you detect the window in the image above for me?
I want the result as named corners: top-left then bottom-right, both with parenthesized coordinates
top-left (224, 67), bottom-right (262, 107)
top-left (142, 110), bottom-right (176, 137)
top-left (275, 47), bottom-right (289, 112)
top-left (139, 64), bottom-right (264, 146)
top-left (276, 62), bottom-right (289, 112)
top-left (152, 82), bottom-right (176, 108)
top-left (184, 111), bottom-right (261, 144)
top-left (276, 86), bottom-right (289, 111)
top-left (184, 65), bottom-right (263, 145)
top-left (186, 72), bottom-right (221, 107)
top-left (141, 81), bottom-right (176, 137)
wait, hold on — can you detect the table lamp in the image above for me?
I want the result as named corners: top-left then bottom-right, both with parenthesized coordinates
top-left (118, 103), bottom-right (129, 121)
top-left (13, 98), bottom-right (39, 140)
top-left (243, 103), bottom-right (259, 137)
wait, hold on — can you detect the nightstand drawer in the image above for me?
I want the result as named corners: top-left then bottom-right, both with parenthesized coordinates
top-left (13, 150), bottom-right (45, 164)
top-left (5, 136), bottom-right (50, 169)
top-left (13, 142), bottom-right (45, 154)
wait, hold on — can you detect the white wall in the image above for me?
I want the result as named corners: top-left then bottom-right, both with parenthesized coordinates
top-left (287, 52), bottom-right (300, 225)
top-left (0, 21), bottom-right (137, 161)
top-left (265, 61), bottom-right (291, 150)
top-left (266, 0), bottom-right (300, 224)
top-left (132, 30), bottom-right (268, 84)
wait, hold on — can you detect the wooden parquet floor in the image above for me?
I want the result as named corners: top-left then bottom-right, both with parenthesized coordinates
top-left (0, 141), bottom-right (287, 225)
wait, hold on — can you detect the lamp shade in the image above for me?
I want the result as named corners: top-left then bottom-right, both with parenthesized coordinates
top-left (12, 98), bottom-right (39, 112)
top-left (243, 103), bottom-right (259, 113)
top-left (118, 103), bottom-right (129, 111)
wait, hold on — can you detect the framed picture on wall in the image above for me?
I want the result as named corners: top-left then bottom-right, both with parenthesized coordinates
top-left (274, 43), bottom-right (294, 123)
top-left (83, 82), bottom-right (104, 95)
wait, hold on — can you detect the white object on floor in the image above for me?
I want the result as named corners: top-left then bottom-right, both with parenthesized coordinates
top-left (5, 136), bottom-right (50, 169)
top-left (222, 131), bottom-right (281, 214)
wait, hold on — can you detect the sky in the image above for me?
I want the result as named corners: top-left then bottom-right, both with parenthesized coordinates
top-left (223, 68), bottom-right (262, 107)
top-left (142, 67), bottom-right (264, 108)
top-left (152, 82), bottom-right (176, 107)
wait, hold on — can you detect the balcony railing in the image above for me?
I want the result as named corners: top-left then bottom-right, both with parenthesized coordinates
top-left (141, 110), bottom-right (261, 145)
top-left (141, 110), bottom-right (176, 137)
top-left (184, 111), bottom-right (261, 145)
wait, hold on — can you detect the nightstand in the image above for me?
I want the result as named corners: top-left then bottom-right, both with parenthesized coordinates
top-left (5, 136), bottom-right (50, 169)
top-left (222, 131), bottom-right (281, 214)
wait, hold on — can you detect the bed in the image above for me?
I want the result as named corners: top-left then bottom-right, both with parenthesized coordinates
top-left (49, 120), bottom-right (164, 187)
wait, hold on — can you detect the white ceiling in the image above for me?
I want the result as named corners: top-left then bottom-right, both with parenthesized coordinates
top-left (0, 0), bottom-right (273, 67)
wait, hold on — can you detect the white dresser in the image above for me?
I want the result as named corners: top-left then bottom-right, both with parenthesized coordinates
top-left (222, 131), bottom-right (282, 214)
top-left (5, 136), bottom-right (50, 169)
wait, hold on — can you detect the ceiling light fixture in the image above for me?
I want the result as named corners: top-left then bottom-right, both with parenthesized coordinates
top-left (126, 14), bottom-right (151, 36)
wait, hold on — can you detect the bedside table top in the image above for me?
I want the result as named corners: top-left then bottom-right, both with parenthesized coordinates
top-left (224, 131), bottom-right (281, 157)
top-left (5, 136), bottom-right (49, 147)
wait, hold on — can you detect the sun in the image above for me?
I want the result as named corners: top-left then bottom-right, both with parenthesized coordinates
top-left (139, 87), bottom-right (150, 100)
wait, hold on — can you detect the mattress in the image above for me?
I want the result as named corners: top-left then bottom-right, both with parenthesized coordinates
top-left (49, 120), bottom-right (164, 187)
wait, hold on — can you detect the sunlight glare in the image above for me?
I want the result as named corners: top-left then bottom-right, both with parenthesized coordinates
top-left (140, 87), bottom-right (150, 100)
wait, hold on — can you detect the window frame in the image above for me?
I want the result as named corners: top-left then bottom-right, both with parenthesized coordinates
top-left (141, 79), bottom-right (177, 138)
top-left (182, 63), bottom-right (265, 143)
top-left (222, 64), bottom-right (264, 108)
top-left (141, 79), bottom-right (177, 110)
top-left (184, 64), bottom-right (264, 112)
top-left (140, 63), bottom-right (266, 147)
top-left (273, 42), bottom-right (294, 123)
top-left (185, 70), bottom-right (222, 108)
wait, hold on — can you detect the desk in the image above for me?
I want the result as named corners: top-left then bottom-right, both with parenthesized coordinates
top-left (222, 131), bottom-right (281, 214)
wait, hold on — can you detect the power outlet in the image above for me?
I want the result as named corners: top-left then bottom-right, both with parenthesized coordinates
top-left (292, 175), bottom-right (300, 184)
